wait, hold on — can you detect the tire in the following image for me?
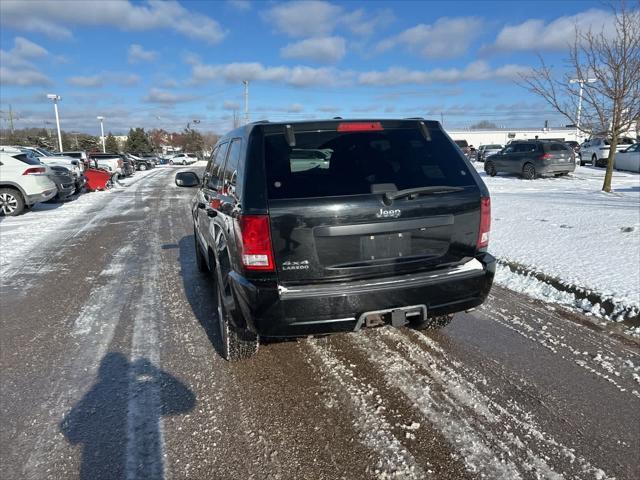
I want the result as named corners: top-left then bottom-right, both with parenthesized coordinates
top-left (215, 273), bottom-right (259, 361)
top-left (522, 163), bottom-right (536, 180)
top-left (139, 163), bottom-right (147, 171)
top-left (484, 161), bottom-right (497, 177)
top-left (0, 188), bottom-right (25, 216)
top-left (194, 229), bottom-right (209, 273)
top-left (411, 314), bottom-right (454, 330)
top-left (182, 160), bottom-right (187, 166)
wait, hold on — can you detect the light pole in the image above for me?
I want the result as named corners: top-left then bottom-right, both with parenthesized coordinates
top-left (569, 78), bottom-right (596, 140)
top-left (97, 116), bottom-right (105, 152)
top-left (46, 94), bottom-right (63, 152)
top-left (242, 80), bottom-right (249, 124)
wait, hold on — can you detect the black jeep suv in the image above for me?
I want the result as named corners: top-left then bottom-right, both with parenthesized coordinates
top-left (175, 119), bottom-right (495, 360)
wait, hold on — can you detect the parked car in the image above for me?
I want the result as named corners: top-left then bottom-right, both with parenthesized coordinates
top-left (453, 139), bottom-right (473, 160)
top-left (47, 165), bottom-right (77, 201)
top-left (87, 153), bottom-right (123, 177)
top-left (20, 147), bottom-right (85, 177)
top-left (170, 153), bottom-right (198, 165)
top-left (175, 119), bottom-right (495, 360)
top-left (579, 137), bottom-right (636, 167)
top-left (484, 140), bottom-right (575, 179)
top-left (129, 154), bottom-right (155, 171)
top-left (614, 143), bottom-right (640, 173)
top-left (477, 144), bottom-right (503, 162)
top-left (59, 151), bottom-right (89, 168)
top-left (0, 151), bottom-right (57, 215)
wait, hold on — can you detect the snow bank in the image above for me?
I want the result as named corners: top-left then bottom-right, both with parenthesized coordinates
top-left (479, 164), bottom-right (640, 321)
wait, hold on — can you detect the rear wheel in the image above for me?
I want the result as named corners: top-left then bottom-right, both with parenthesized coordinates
top-left (522, 163), bottom-right (536, 180)
top-left (411, 314), bottom-right (454, 330)
top-left (0, 188), bottom-right (25, 216)
top-left (139, 163), bottom-right (147, 171)
top-left (215, 275), bottom-right (259, 361)
top-left (484, 161), bottom-right (497, 177)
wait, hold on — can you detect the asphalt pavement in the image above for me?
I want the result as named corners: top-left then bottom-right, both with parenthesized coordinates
top-left (1, 167), bottom-right (638, 480)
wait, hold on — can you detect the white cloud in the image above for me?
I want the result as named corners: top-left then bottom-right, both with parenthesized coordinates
top-left (223, 100), bottom-right (240, 110)
top-left (189, 61), bottom-right (353, 87)
top-left (264, 1), bottom-right (341, 37)
top-left (143, 88), bottom-right (197, 104)
top-left (128, 44), bottom-right (157, 63)
top-left (0, 36), bottom-right (51, 86)
top-left (342, 8), bottom-right (395, 36)
top-left (67, 72), bottom-right (141, 88)
top-left (376, 17), bottom-right (482, 58)
top-left (0, 0), bottom-right (226, 44)
top-left (227, 0), bottom-right (251, 11)
top-left (280, 36), bottom-right (346, 64)
top-left (358, 61), bottom-right (531, 86)
top-left (489, 9), bottom-right (616, 52)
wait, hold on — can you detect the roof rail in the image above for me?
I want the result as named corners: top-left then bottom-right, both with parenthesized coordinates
top-left (405, 117), bottom-right (424, 119)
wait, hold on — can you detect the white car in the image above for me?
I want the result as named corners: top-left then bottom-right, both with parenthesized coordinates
top-left (170, 153), bottom-right (198, 165)
top-left (14, 146), bottom-right (85, 177)
top-left (0, 151), bottom-right (57, 216)
top-left (87, 154), bottom-right (123, 176)
top-left (579, 137), bottom-right (637, 167)
top-left (614, 143), bottom-right (640, 173)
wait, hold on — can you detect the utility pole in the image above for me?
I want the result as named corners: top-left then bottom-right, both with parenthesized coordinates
top-left (47, 94), bottom-right (63, 152)
top-left (8, 105), bottom-right (14, 134)
top-left (243, 80), bottom-right (249, 124)
top-left (569, 77), bottom-right (596, 141)
top-left (97, 116), bottom-right (105, 152)
top-left (440, 112), bottom-right (444, 127)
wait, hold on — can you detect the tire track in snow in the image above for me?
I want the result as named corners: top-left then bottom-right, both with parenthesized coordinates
top-left (21, 243), bottom-right (140, 479)
top-left (481, 303), bottom-right (640, 399)
top-left (352, 327), bottom-right (612, 480)
top-left (305, 338), bottom-right (427, 479)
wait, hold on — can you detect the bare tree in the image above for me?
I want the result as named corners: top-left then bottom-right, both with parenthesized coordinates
top-left (520, 1), bottom-right (640, 192)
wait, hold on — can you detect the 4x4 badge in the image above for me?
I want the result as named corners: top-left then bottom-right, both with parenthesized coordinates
top-left (282, 260), bottom-right (310, 270)
top-left (376, 208), bottom-right (401, 218)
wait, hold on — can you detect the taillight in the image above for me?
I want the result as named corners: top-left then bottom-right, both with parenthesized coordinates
top-left (237, 215), bottom-right (274, 271)
top-left (539, 153), bottom-right (553, 160)
top-left (337, 122), bottom-right (383, 132)
top-left (23, 167), bottom-right (46, 175)
top-left (477, 197), bottom-right (491, 249)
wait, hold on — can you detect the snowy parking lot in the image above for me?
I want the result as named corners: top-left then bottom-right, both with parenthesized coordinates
top-left (477, 164), bottom-right (640, 334)
top-left (1, 164), bottom-right (639, 480)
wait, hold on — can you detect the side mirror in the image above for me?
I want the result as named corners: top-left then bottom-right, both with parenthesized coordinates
top-left (175, 171), bottom-right (200, 187)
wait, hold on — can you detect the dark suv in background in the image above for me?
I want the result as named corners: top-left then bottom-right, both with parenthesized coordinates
top-left (483, 140), bottom-right (575, 179)
top-left (176, 119), bottom-right (495, 360)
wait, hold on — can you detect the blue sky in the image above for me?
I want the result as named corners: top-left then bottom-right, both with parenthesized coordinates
top-left (0, 0), bottom-right (614, 135)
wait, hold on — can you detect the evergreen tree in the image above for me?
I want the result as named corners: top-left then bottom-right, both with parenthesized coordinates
top-left (105, 132), bottom-right (119, 153)
top-left (124, 128), bottom-right (153, 155)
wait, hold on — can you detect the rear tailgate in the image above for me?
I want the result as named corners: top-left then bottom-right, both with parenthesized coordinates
top-left (262, 120), bottom-right (484, 284)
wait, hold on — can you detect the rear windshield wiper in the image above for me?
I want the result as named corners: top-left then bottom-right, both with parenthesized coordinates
top-left (384, 186), bottom-right (465, 202)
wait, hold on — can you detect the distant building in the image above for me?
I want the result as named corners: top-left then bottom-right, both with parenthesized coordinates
top-left (445, 127), bottom-right (585, 147)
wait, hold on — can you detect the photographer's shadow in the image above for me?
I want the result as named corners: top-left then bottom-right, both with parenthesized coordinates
top-left (60, 352), bottom-right (195, 480)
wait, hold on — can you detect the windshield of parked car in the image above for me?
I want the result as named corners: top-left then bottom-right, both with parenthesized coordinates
top-left (265, 126), bottom-right (475, 199)
top-left (486, 144), bottom-right (502, 149)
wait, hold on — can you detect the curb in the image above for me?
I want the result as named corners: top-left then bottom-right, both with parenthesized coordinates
top-left (497, 259), bottom-right (640, 327)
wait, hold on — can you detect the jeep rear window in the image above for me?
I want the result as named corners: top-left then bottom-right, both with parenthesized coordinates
top-left (264, 127), bottom-right (474, 199)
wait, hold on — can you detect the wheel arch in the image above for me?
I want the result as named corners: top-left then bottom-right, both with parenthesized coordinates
top-left (0, 182), bottom-right (28, 202)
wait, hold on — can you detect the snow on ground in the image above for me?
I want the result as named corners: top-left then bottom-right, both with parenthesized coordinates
top-left (0, 167), bottom-right (161, 276)
top-left (479, 164), bottom-right (640, 321)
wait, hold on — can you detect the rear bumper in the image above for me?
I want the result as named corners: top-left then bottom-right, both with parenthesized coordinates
top-left (538, 163), bottom-right (575, 175)
top-left (228, 253), bottom-right (496, 337)
top-left (26, 188), bottom-right (57, 205)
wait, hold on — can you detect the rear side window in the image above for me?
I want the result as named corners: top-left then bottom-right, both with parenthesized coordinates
top-left (222, 139), bottom-right (242, 192)
top-left (550, 143), bottom-right (569, 151)
top-left (265, 127), bottom-right (474, 200)
top-left (207, 143), bottom-right (228, 190)
top-left (14, 153), bottom-right (41, 165)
